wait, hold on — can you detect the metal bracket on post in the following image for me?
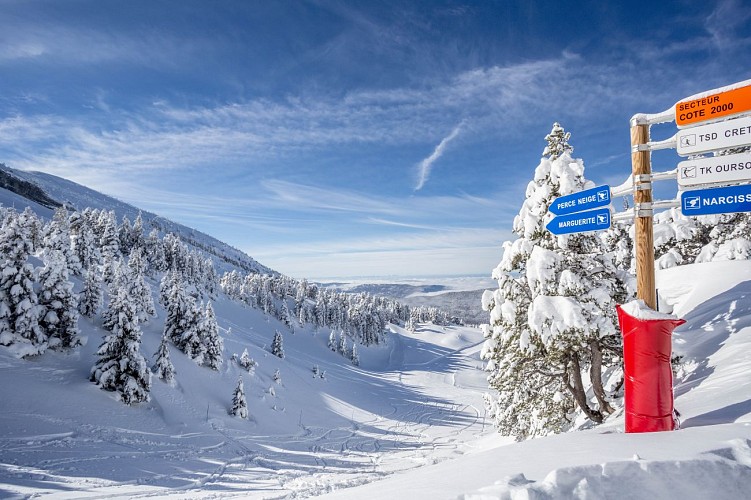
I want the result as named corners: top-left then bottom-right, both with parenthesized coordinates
top-left (631, 135), bottom-right (678, 153)
top-left (633, 173), bottom-right (652, 192)
top-left (635, 202), bottom-right (653, 217)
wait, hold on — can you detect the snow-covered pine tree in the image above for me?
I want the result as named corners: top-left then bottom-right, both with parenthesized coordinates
top-left (236, 348), bottom-right (257, 373)
top-left (273, 369), bottom-right (281, 384)
top-left (406, 312), bottom-right (416, 333)
top-left (182, 300), bottom-right (206, 363)
top-left (99, 211), bottom-right (120, 284)
top-left (118, 214), bottom-right (133, 255)
top-left (198, 302), bottom-right (223, 370)
top-left (144, 228), bottom-right (166, 274)
top-left (350, 342), bottom-right (360, 366)
top-left (43, 207), bottom-right (81, 276)
top-left (127, 247), bottom-right (156, 323)
top-left (164, 281), bottom-right (204, 363)
top-left (69, 210), bottom-right (101, 274)
top-left (542, 122), bottom-right (573, 160)
top-left (78, 267), bottom-right (103, 318)
top-left (37, 250), bottom-right (81, 350)
top-left (91, 284), bottom-right (151, 405)
top-left (601, 221), bottom-right (634, 272)
top-left (132, 212), bottom-right (145, 251)
top-left (328, 330), bottom-right (337, 351)
top-left (20, 207), bottom-right (43, 251)
top-left (101, 260), bottom-right (128, 331)
top-left (482, 123), bottom-right (628, 440)
top-left (230, 376), bottom-right (248, 418)
top-left (159, 269), bottom-right (178, 307)
top-left (279, 299), bottom-right (294, 333)
top-left (0, 209), bottom-right (46, 357)
top-left (152, 333), bottom-right (176, 385)
top-left (271, 330), bottom-right (284, 358)
top-left (337, 331), bottom-right (348, 357)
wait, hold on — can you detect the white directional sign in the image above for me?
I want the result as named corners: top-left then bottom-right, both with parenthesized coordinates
top-left (676, 116), bottom-right (751, 156)
top-left (677, 151), bottom-right (751, 187)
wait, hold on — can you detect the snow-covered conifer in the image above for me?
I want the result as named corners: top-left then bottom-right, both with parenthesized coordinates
top-left (199, 302), bottom-right (223, 370)
top-left (37, 250), bottom-right (81, 350)
top-left (152, 333), bottom-right (176, 385)
top-left (482, 124), bottom-right (628, 439)
top-left (337, 331), bottom-right (348, 357)
top-left (279, 299), bottom-right (294, 333)
top-left (91, 285), bottom-right (151, 405)
top-left (132, 212), bottom-right (145, 250)
top-left (235, 348), bottom-right (257, 373)
top-left (70, 211), bottom-right (101, 274)
top-left (19, 207), bottom-right (43, 251)
top-left (43, 207), bottom-right (81, 276)
top-left (328, 330), bottom-right (337, 351)
top-left (164, 281), bottom-right (204, 363)
top-left (79, 267), bottom-right (103, 318)
top-left (118, 214), bottom-right (133, 255)
top-left (350, 342), bottom-right (360, 367)
top-left (230, 376), bottom-right (248, 418)
top-left (0, 210), bottom-right (46, 356)
top-left (144, 228), bottom-right (166, 274)
top-left (127, 247), bottom-right (156, 323)
top-left (99, 211), bottom-right (120, 284)
top-left (271, 330), bottom-right (284, 358)
top-left (542, 122), bottom-right (573, 160)
top-left (273, 369), bottom-right (281, 384)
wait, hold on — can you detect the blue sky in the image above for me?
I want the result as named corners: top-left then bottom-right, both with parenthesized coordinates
top-left (1, 0), bottom-right (750, 279)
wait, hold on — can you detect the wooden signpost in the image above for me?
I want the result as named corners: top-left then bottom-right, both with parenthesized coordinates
top-left (631, 79), bottom-right (751, 309)
top-left (630, 122), bottom-right (656, 308)
top-left (543, 79), bottom-right (751, 434)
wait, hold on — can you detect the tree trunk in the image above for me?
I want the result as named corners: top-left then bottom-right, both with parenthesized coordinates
top-left (590, 341), bottom-right (615, 415)
top-left (565, 352), bottom-right (603, 424)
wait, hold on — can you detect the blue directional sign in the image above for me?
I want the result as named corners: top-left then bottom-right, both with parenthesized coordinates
top-left (549, 185), bottom-right (611, 216)
top-left (681, 184), bottom-right (751, 216)
top-left (546, 207), bottom-right (611, 235)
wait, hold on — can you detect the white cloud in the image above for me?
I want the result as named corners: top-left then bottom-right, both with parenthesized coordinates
top-left (415, 121), bottom-right (464, 191)
top-left (705, 0), bottom-right (751, 50)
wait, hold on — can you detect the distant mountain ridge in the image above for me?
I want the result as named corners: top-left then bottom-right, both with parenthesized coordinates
top-left (0, 163), bottom-right (272, 276)
top-left (319, 280), bottom-right (490, 325)
top-left (0, 165), bottom-right (61, 209)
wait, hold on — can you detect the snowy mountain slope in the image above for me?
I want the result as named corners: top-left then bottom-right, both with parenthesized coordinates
top-left (0, 185), bottom-right (53, 220)
top-left (2, 259), bottom-right (751, 499)
top-left (0, 272), bottom-right (494, 499)
top-left (318, 259), bottom-right (751, 499)
top-left (0, 164), bottom-right (271, 275)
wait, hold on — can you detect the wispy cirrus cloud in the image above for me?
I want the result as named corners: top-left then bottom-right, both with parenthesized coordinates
top-left (415, 121), bottom-right (464, 191)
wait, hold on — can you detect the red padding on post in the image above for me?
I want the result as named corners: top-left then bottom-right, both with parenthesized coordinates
top-left (616, 304), bottom-right (686, 433)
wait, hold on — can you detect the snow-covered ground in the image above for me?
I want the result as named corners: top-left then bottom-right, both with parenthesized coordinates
top-left (2, 260), bottom-right (751, 499)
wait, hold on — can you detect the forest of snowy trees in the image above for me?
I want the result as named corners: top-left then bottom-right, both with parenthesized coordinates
top-left (0, 201), bottom-right (455, 405)
top-left (481, 123), bottom-right (751, 440)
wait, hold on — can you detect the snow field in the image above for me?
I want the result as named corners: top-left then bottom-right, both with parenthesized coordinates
top-left (0, 280), bottom-right (494, 499)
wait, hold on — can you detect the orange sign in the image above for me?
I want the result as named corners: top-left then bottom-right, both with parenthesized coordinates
top-left (675, 84), bottom-right (751, 128)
